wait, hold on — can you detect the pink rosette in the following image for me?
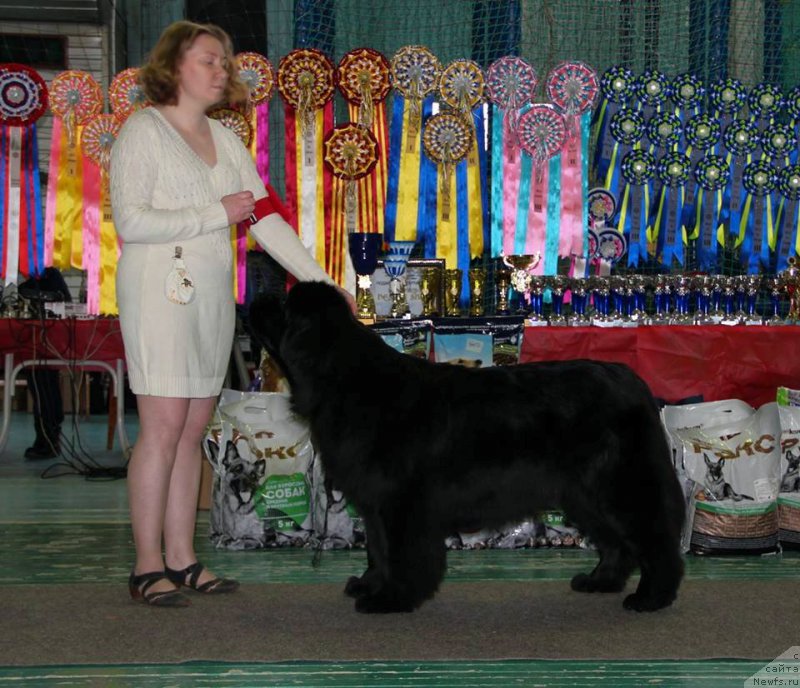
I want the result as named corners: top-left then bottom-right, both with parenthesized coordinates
top-left (517, 104), bottom-right (567, 163)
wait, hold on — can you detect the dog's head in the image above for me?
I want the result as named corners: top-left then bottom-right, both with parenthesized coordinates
top-left (249, 281), bottom-right (354, 381)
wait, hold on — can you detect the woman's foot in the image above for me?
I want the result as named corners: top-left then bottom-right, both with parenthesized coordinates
top-left (165, 561), bottom-right (239, 594)
top-left (129, 570), bottom-right (190, 607)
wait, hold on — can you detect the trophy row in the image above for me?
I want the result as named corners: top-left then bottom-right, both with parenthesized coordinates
top-left (348, 234), bottom-right (800, 325)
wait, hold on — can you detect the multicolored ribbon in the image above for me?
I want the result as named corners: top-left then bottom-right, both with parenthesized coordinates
top-left (80, 113), bottom-right (121, 315)
top-left (740, 160), bottom-right (776, 274)
top-left (486, 56), bottom-right (537, 258)
top-left (682, 113), bottom-right (721, 243)
top-left (0, 63), bottom-right (48, 285)
top-left (546, 61), bottom-right (598, 258)
top-left (277, 49), bottom-right (336, 281)
top-left (708, 78), bottom-right (746, 155)
top-left (46, 70), bottom-right (103, 270)
top-left (721, 118), bottom-right (759, 244)
top-left (776, 165), bottom-right (800, 270)
top-left (693, 154), bottom-right (730, 270)
top-left (108, 67), bottom-right (150, 123)
top-left (654, 151), bottom-right (691, 266)
top-left (385, 45), bottom-right (441, 245)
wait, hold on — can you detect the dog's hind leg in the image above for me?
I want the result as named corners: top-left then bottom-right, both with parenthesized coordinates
top-left (345, 512), bottom-right (388, 599)
top-left (622, 531), bottom-right (684, 612)
top-left (570, 541), bottom-right (637, 594)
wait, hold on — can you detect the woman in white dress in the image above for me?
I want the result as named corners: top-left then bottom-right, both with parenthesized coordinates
top-left (111, 20), bottom-right (345, 605)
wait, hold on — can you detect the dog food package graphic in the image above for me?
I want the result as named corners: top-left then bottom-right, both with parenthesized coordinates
top-left (309, 458), bottom-right (366, 549)
top-left (371, 320), bottom-right (432, 358)
top-left (777, 387), bottom-right (800, 549)
top-left (203, 390), bottom-right (315, 549)
top-left (661, 399), bottom-right (757, 552)
top-left (432, 332), bottom-right (493, 368)
top-left (672, 402), bottom-right (782, 555)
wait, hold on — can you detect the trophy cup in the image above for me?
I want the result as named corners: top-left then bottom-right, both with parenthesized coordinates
top-left (743, 274), bottom-right (763, 324)
top-left (546, 275), bottom-right (569, 325)
top-left (692, 274), bottom-right (716, 324)
top-left (469, 268), bottom-right (486, 316)
top-left (384, 240), bottom-right (415, 318)
top-left (420, 267), bottom-right (441, 316)
top-left (765, 276), bottom-right (784, 325)
top-left (445, 268), bottom-right (463, 317)
top-left (347, 232), bottom-right (383, 322)
top-left (495, 266), bottom-right (512, 315)
top-left (670, 275), bottom-right (693, 324)
top-left (651, 275), bottom-right (671, 324)
top-left (780, 256), bottom-right (800, 323)
top-left (568, 277), bottom-right (590, 324)
top-left (502, 253), bottom-right (542, 315)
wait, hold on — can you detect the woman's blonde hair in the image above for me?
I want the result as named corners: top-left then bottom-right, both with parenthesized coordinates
top-left (139, 20), bottom-right (249, 108)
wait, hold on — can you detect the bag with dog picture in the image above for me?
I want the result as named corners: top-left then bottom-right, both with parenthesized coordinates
top-left (671, 401), bottom-right (782, 555)
top-left (309, 458), bottom-right (366, 549)
top-left (204, 389), bottom-right (315, 549)
top-left (777, 387), bottom-right (800, 549)
top-left (661, 399), bottom-right (756, 552)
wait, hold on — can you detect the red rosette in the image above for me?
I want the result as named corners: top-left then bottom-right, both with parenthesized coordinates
top-left (518, 104), bottom-right (567, 162)
top-left (236, 52), bottom-right (274, 105)
top-left (80, 113), bottom-right (121, 169)
top-left (276, 48), bottom-right (336, 111)
top-left (337, 47), bottom-right (391, 105)
top-left (208, 106), bottom-right (253, 147)
top-left (49, 70), bottom-right (103, 124)
top-left (323, 123), bottom-right (379, 180)
top-left (109, 68), bottom-right (150, 121)
top-left (546, 61), bottom-right (599, 116)
top-left (486, 56), bottom-right (537, 112)
top-left (0, 63), bottom-right (48, 126)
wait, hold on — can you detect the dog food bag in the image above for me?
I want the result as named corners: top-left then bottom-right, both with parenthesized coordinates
top-left (661, 399), bottom-right (756, 552)
top-left (205, 389), bottom-right (315, 548)
top-left (490, 318), bottom-right (525, 366)
top-left (777, 387), bottom-right (800, 549)
top-left (309, 458), bottom-right (366, 549)
top-left (673, 402), bottom-right (782, 555)
top-left (433, 332), bottom-right (493, 368)
top-left (371, 320), bottom-right (432, 359)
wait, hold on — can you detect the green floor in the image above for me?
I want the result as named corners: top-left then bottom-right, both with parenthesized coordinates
top-left (0, 411), bottom-right (792, 686)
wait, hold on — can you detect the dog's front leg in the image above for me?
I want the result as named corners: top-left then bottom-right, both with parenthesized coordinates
top-left (344, 509), bottom-right (389, 599)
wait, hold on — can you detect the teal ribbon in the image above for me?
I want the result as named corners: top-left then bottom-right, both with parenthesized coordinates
top-left (544, 154), bottom-right (562, 275)
top-left (490, 103), bottom-right (504, 257)
top-left (514, 152), bottom-right (532, 255)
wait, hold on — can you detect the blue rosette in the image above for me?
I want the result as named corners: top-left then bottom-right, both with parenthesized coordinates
top-left (655, 151), bottom-right (691, 267)
top-left (747, 82), bottom-right (783, 129)
top-left (593, 66), bottom-right (635, 186)
top-left (667, 73), bottom-right (705, 113)
top-left (761, 123), bottom-right (797, 167)
top-left (634, 70), bottom-right (669, 117)
top-left (619, 149), bottom-right (656, 266)
top-left (776, 165), bottom-right (800, 271)
top-left (694, 154), bottom-right (731, 270)
top-left (708, 78), bottom-right (746, 153)
top-left (722, 118), bottom-right (759, 240)
top-left (600, 109), bottom-right (644, 192)
top-left (645, 111), bottom-right (682, 154)
top-left (682, 114), bottom-right (722, 239)
top-left (740, 160), bottom-right (776, 273)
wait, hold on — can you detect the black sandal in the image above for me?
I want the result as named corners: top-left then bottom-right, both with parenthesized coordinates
top-left (165, 561), bottom-right (239, 594)
top-left (128, 570), bottom-right (190, 607)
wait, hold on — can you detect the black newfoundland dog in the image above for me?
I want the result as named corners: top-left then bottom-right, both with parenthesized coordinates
top-left (250, 282), bottom-right (685, 614)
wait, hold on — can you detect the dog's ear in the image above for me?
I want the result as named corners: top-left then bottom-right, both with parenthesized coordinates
top-left (703, 453), bottom-right (713, 469)
top-left (285, 281), bottom-right (352, 324)
top-left (206, 439), bottom-right (220, 469)
top-left (248, 293), bottom-right (287, 358)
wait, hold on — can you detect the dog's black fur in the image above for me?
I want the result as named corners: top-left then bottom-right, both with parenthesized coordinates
top-left (249, 282), bottom-right (685, 614)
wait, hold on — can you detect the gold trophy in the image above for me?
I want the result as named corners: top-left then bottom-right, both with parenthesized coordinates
top-left (780, 256), bottom-right (800, 323)
top-left (445, 268), bottom-right (463, 317)
top-left (502, 253), bottom-right (542, 315)
top-left (420, 267), bottom-right (441, 316)
top-left (495, 267), bottom-right (512, 315)
top-left (469, 268), bottom-right (486, 316)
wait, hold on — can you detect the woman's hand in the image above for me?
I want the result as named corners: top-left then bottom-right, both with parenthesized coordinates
top-left (221, 191), bottom-right (256, 225)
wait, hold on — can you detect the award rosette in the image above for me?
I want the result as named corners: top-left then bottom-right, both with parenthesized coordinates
top-left (761, 123), bottom-right (796, 167)
top-left (337, 48), bottom-right (391, 245)
top-left (645, 111), bottom-right (682, 154)
top-left (747, 82), bottom-right (783, 129)
top-left (785, 85), bottom-right (800, 143)
top-left (277, 49), bottom-right (336, 281)
top-left (619, 149), bottom-right (656, 266)
top-left (740, 160), bottom-right (776, 274)
top-left (47, 69), bottom-right (103, 271)
top-left (208, 106), bottom-right (253, 147)
top-left (546, 61), bottom-right (598, 258)
top-left (436, 59), bottom-right (486, 263)
top-left (634, 69), bottom-right (669, 117)
top-left (776, 165), bottom-right (800, 271)
top-left (517, 104), bottom-right (567, 268)
top-left (655, 150), bottom-right (691, 266)
top-left (323, 123), bottom-right (379, 231)
top-left (109, 67), bottom-right (149, 122)
top-left (80, 113), bottom-right (122, 315)
top-left (0, 63), bottom-right (48, 283)
top-left (694, 154), bottom-right (730, 270)
top-left (422, 111), bottom-right (472, 272)
top-left (722, 118), bottom-right (759, 242)
top-left (682, 113), bottom-right (721, 243)
top-left (593, 66), bottom-right (635, 188)
top-left (385, 46), bottom-right (441, 246)
top-left (708, 78), bottom-right (746, 154)
top-left (667, 73), bottom-right (705, 115)
top-left (588, 188), bottom-right (617, 227)
top-left (486, 56), bottom-right (537, 257)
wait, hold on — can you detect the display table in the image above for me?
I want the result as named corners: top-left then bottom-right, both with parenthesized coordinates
top-left (520, 324), bottom-right (800, 409)
top-left (0, 317), bottom-right (129, 456)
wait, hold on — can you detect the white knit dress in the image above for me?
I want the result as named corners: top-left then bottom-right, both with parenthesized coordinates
top-left (110, 107), bottom-right (327, 398)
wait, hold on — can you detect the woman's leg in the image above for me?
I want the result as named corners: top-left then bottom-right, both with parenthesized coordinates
top-left (163, 396), bottom-right (220, 585)
top-left (128, 395), bottom-right (190, 592)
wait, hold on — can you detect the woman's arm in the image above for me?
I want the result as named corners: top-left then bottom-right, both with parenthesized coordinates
top-left (110, 115), bottom-right (230, 244)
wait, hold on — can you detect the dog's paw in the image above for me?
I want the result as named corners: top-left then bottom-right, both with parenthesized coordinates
top-left (570, 573), bottom-right (626, 593)
top-left (354, 591), bottom-right (415, 614)
top-left (622, 591), bottom-right (675, 612)
top-left (344, 575), bottom-right (370, 599)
